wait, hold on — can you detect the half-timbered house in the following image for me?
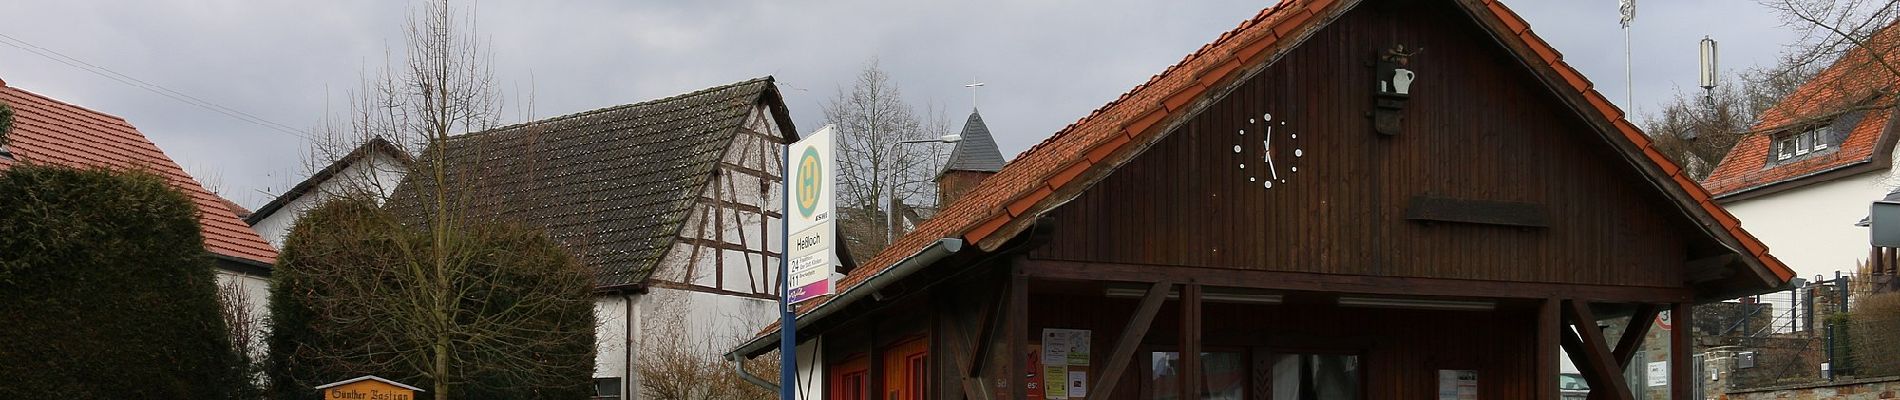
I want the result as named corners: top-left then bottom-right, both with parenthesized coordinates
top-left (730, 1), bottom-right (1795, 399)
top-left (261, 77), bottom-right (799, 399)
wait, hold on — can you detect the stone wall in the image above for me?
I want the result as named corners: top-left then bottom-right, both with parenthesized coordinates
top-left (1725, 376), bottom-right (1900, 400)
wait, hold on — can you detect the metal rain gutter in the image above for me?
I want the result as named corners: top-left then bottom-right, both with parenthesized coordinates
top-left (728, 237), bottom-right (965, 359)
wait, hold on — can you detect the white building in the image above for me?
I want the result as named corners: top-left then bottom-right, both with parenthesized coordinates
top-left (254, 77), bottom-right (802, 399)
top-left (1702, 32), bottom-right (1900, 282)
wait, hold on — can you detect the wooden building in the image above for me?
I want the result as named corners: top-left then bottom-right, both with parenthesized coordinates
top-left (731, 0), bottom-right (1796, 399)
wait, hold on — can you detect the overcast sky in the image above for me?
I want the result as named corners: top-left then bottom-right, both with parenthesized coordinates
top-left (0, 0), bottom-right (1806, 208)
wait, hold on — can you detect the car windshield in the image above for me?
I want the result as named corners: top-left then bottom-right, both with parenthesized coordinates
top-left (1559, 373), bottom-right (1590, 390)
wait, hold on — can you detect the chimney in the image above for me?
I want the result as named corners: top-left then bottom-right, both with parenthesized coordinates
top-left (938, 109), bottom-right (1005, 206)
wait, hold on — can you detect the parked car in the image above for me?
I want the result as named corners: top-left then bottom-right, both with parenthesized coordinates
top-left (1560, 373), bottom-right (1589, 400)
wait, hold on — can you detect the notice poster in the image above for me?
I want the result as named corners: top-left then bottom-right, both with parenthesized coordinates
top-left (1437, 370), bottom-right (1478, 400)
top-left (1044, 365), bottom-right (1068, 399)
top-left (1041, 329), bottom-right (1092, 398)
top-left (1042, 329), bottom-right (1091, 366)
top-left (1647, 361), bottom-right (1669, 387)
top-left (1042, 330), bottom-right (1070, 366)
top-left (1067, 371), bottom-right (1088, 398)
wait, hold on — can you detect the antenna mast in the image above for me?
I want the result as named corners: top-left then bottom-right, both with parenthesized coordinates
top-left (1700, 36), bottom-right (1719, 107)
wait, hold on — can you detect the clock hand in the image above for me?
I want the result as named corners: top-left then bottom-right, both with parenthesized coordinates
top-left (1263, 126), bottom-right (1279, 180)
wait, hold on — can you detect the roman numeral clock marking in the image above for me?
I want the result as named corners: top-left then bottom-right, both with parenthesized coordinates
top-left (1234, 113), bottom-right (1303, 189)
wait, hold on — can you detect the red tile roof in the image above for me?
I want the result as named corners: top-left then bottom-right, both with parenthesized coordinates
top-left (1702, 23), bottom-right (1900, 198)
top-left (0, 80), bottom-right (278, 265)
top-left (760, 0), bottom-right (1795, 338)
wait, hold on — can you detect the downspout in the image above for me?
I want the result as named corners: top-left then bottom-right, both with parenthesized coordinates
top-left (625, 293), bottom-right (638, 400)
top-left (731, 353), bottom-right (779, 392)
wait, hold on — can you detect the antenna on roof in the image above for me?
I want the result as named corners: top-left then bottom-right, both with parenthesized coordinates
top-left (1700, 36), bottom-right (1719, 104)
top-left (964, 82), bottom-right (986, 110)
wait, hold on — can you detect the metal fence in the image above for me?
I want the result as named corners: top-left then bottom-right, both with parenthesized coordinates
top-left (1703, 271), bottom-right (1900, 393)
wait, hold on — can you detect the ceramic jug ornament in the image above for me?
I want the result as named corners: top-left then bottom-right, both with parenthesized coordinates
top-left (1393, 68), bottom-right (1415, 95)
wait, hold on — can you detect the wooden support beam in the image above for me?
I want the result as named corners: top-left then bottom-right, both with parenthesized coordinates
top-left (1563, 300), bottom-right (1634, 400)
top-left (1613, 303), bottom-right (1661, 368)
top-left (1088, 281), bottom-right (1173, 400)
top-left (968, 281), bottom-right (1008, 379)
top-left (1180, 284), bottom-right (1203, 400)
top-left (1672, 302), bottom-right (1695, 400)
top-left (1537, 298), bottom-right (1561, 399)
top-left (1022, 260), bottom-right (1694, 303)
top-left (1007, 268), bottom-right (1028, 400)
top-left (940, 296), bottom-right (989, 400)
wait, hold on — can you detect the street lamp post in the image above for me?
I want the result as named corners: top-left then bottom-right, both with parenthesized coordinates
top-left (887, 134), bottom-right (961, 246)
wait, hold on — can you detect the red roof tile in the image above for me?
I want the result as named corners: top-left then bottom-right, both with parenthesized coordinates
top-left (777, 0), bottom-right (1794, 325)
top-left (0, 81), bottom-right (277, 265)
top-left (1704, 22), bottom-right (1900, 198)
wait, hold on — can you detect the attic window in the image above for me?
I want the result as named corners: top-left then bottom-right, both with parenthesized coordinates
top-left (1775, 126), bottom-right (1831, 162)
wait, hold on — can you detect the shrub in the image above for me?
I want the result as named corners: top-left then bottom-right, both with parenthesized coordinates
top-left (0, 165), bottom-right (245, 398)
top-left (267, 197), bottom-right (595, 399)
top-left (1848, 293), bottom-right (1900, 377)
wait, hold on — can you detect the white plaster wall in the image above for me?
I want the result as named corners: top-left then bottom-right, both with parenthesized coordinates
top-left (793, 338), bottom-right (824, 400)
top-left (1725, 170), bottom-right (1892, 280)
top-left (214, 269), bottom-right (273, 360)
top-left (594, 294), bottom-right (640, 399)
top-left (639, 287), bottom-right (778, 351)
top-left (252, 152), bottom-right (406, 247)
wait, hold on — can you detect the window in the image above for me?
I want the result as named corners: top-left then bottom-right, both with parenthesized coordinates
top-left (1263, 353), bottom-right (1360, 400)
top-left (592, 377), bottom-right (622, 400)
top-left (1776, 126), bottom-right (1831, 162)
top-left (1149, 351), bottom-right (1247, 400)
top-left (830, 357), bottom-right (870, 400)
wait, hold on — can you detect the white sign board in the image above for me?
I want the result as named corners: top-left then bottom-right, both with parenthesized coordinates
top-left (785, 126), bottom-right (837, 304)
top-left (1647, 361), bottom-right (1669, 387)
top-left (1436, 370), bottom-right (1477, 400)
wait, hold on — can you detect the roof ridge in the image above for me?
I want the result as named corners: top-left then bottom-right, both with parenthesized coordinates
top-left (457, 76), bottom-right (772, 140)
top-left (2, 83), bottom-right (134, 125)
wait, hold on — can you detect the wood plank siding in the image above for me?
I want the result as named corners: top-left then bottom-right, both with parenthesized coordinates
top-left (1029, 1), bottom-right (1693, 288)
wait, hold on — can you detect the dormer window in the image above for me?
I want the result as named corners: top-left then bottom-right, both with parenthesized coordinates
top-left (1775, 126), bottom-right (1831, 162)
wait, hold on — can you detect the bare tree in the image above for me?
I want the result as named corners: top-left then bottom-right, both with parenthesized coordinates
top-left (825, 60), bottom-right (939, 257)
top-left (219, 279), bottom-right (266, 396)
top-left (1643, 57), bottom-right (1818, 179)
top-left (1641, 0), bottom-right (1900, 179)
top-left (636, 293), bottom-right (777, 400)
top-left (268, 1), bottom-right (593, 399)
top-left (1752, 0), bottom-right (1900, 128)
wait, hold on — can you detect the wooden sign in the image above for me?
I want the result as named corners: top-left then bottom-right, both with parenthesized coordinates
top-left (315, 375), bottom-right (423, 400)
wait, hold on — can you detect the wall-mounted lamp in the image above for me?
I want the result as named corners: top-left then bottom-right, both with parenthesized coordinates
top-left (1371, 44), bottom-right (1421, 136)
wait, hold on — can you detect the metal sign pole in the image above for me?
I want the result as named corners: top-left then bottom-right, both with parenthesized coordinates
top-left (779, 144), bottom-right (798, 400)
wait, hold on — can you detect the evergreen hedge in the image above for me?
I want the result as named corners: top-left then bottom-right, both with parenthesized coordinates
top-left (268, 197), bottom-right (595, 400)
top-left (0, 165), bottom-right (245, 398)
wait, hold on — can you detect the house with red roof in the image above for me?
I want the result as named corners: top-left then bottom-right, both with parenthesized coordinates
top-left (1702, 22), bottom-right (1900, 284)
top-left (729, 0), bottom-right (1792, 399)
top-left (0, 77), bottom-right (279, 355)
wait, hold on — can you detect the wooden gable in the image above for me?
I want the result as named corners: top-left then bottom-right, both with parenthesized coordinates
top-left (1029, 0), bottom-right (1703, 288)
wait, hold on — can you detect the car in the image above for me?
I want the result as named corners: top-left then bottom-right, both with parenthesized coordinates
top-left (1560, 373), bottom-right (1590, 400)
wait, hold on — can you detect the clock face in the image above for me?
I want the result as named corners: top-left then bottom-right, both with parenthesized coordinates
top-left (1233, 112), bottom-right (1303, 189)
